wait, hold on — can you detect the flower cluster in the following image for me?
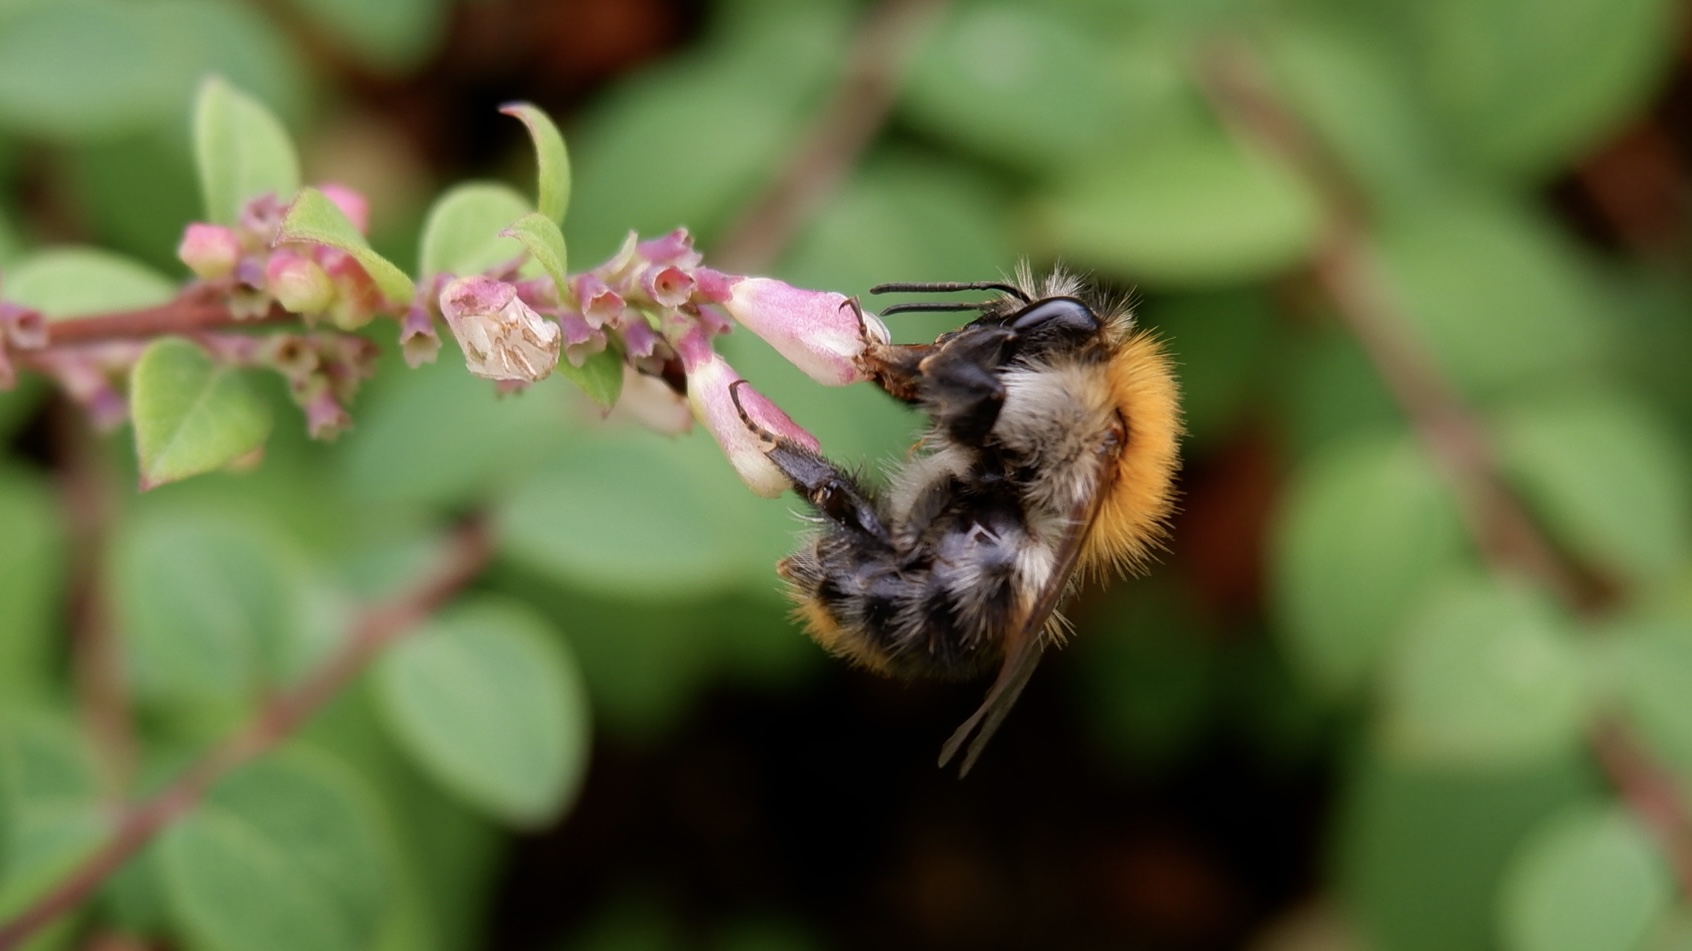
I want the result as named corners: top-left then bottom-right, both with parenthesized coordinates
top-left (179, 186), bottom-right (385, 330)
top-left (175, 186), bottom-right (389, 438)
top-left (433, 227), bottom-right (889, 496)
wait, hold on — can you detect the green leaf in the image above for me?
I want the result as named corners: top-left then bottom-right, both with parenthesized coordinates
top-left (1373, 198), bottom-right (1610, 399)
top-left (276, 187), bottom-right (414, 305)
top-left (1029, 124), bottom-right (1321, 286)
top-left (0, 0), bottom-right (180, 140)
top-left (5, 247), bottom-right (174, 317)
top-left (1614, 617), bottom-right (1692, 774)
top-left (193, 76), bottom-right (301, 225)
top-left (1264, 17), bottom-right (1448, 206)
top-left (557, 348), bottom-right (623, 410)
top-left (898, 4), bottom-right (1179, 175)
top-left (111, 509), bottom-right (305, 707)
top-left (501, 211), bottom-right (569, 292)
top-left (130, 338), bottom-right (272, 489)
top-left (496, 429), bottom-right (784, 598)
top-left (279, 0), bottom-right (450, 73)
top-left (1337, 748), bottom-right (1595, 951)
top-left (1381, 574), bottom-right (1590, 766)
top-left (1271, 430), bottom-right (1469, 696)
top-left (0, 469), bottom-right (65, 710)
top-left (159, 751), bottom-right (389, 951)
top-left (1494, 390), bottom-right (1692, 586)
top-left (374, 597), bottom-right (590, 826)
top-left (336, 358), bottom-right (568, 510)
top-left (1405, 0), bottom-right (1679, 179)
top-left (0, 712), bottom-right (108, 932)
top-left (1499, 803), bottom-right (1671, 951)
top-left (501, 102), bottom-right (572, 225)
top-left (416, 182), bottom-right (531, 279)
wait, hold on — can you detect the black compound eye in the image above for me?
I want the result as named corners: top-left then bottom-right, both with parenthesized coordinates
top-left (1009, 297), bottom-right (1099, 339)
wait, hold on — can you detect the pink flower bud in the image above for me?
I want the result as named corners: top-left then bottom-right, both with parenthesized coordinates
top-left (317, 184), bottom-right (370, 234)
top-left (439, 276), bottom-right (562, 382)
top-left (620, 317), bottom-right (658, 359)
top-left (303, 386), bottom-right (351, 440)
top-left (557, 311), bottom-right (608, 368)
top-left (178, 223), bottom-right (241, 280)
top-left (686, 351), bottom-right (817, 498)
top-left (265, 253), bottom-right (334, 315)
top-left (319, 250), bottom-right (383, 330)
top-left (718, 278), bottom-right (888, 386)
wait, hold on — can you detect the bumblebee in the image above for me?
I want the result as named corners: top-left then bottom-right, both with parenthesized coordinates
top-left (736, 268), bottom-right (1181, 775)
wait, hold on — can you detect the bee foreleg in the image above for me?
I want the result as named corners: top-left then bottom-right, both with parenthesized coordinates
top-left (729, 381), bottom-right (890, 544)
top-left (915, 325), bottom-right (1018, 446)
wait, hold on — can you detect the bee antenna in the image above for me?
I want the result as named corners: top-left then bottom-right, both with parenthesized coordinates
top-left (876, 301), bottom-right (989, 316)
top-left (869, 281), bottom-right (1031, 303)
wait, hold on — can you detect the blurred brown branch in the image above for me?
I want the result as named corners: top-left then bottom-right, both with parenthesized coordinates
top-left (0, 515), bottom-right (495, 951)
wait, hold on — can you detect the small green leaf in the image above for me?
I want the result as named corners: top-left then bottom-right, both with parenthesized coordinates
top-left (556, 348), bottom-right (623, 410)
top-left (275, 187), bottom-right (414, 305)
top-left (1614, 618), bottom-right (1692, 773)
top-left (5, 247), bottom-right (174, 317)
top-left (502, 211), bottom-right (569, 292)
top-left (416, 182), bottom-right (530, 279)
top-left (1381, 574), bottom-right (1590, 766)
top-left (1406, 0), bottom-right (1679, 179)
top-left (1271, 430), bottom-right (1469, 696)
top-left (1029, 124), bottom-right (1321, 286)
top-left (501, 102), bottom-right (572, 225)
top-left (1499, 803), bottom-right (1671, 951)
top-left (0, 0), bottom-right (179, 140)
top-left (1374, 198), bottom-right (1610, 399)
top-left (159, 751), bottom-right (389, 951)
top-left (1494, 390), bottom-right (1692, 585)
top-left (130, 339), bottom-right (271, 489)
top-left (898, 4), bottom-right (1170, 175)
top-left (193, 76), bottom-right (300, 225)
top-left (0, 712), bottom-right (108, 927)
top-left (374, 597), bottom-right (590, 826)
top-left (496, 430), bottom-right (779, 598)
top-left (0, 469), bottom-right (67, 709)
top-left (111, 509), bottom-right (305, 706)
top-left (1337, 748), bottom-right (1594, 951)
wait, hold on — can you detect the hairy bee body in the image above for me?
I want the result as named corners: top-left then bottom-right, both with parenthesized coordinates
top-left (744, 269), bottom-right (1181, 773)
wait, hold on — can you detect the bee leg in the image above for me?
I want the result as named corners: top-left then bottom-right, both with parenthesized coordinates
top-left (729, 381), bottom-right (890, 545)
top-left (914, 325), bottom-right (1019, 446)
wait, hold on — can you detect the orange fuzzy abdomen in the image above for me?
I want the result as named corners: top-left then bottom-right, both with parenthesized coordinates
top-left (1080, 332), bottom-right (1182, 578)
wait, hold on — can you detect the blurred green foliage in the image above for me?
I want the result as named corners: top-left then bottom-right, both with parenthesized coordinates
top-left (1, 0), bottom-right (1691, 949)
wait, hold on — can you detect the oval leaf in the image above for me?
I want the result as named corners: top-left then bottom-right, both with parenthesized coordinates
top-left (557, 348), bottom-right (623, 410)
top-left (1614, 617), bottom-right (1692, 774)
top-left (159, 751), bottom-right (389, 951)
top-left (0, 712), bottom-right (109, 925)
top-left (275, 187), bottom-right (414, 305)
top-left (1270, 430), bottom-right (1469, 696)
top-left (1381, 574), bottom-right (1590, 766)
top-left (131, 338), bottom-right (272, 489)
top-left (501, 102), bottom-right (572, 225)
top-left (0, 469), bottom-right (65, 709)
top-left (416, 182), bottom-right (531, 279)
top-left (111, 510), bottom-right (305, 706)
top-left (374, 596), bottom-right (590, 826)
top-left (6, 247), bottom-right (174, 317)
top-left (1028, 125), bottom-right (1321, 286)
top-left (193, 76), bottom-right (300, 225)
top-left (501, 211), bottom-right (569, 292)
top-left (1499, 802), bottom-right (1671, 951)
top-left (1494, 390), bottom-right (1692, 585)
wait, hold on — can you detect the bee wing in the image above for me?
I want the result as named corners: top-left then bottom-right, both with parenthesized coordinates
top-left (938, 488), bottom-right (1105, 777)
